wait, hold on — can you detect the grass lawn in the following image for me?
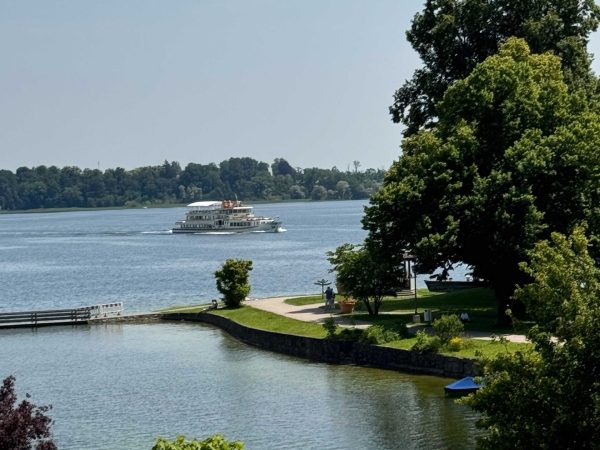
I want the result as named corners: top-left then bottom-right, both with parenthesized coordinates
top-left (159, 288), bottom-right (532, 360)
top-left (388, 335), bottom-right (531, 359)
top-left (351, 287), bottom-right (525, 334)
top-left (211, 305), bottom-right (327, 338)
top-left (284, 295), bottom-right (323, 306)
top-left (155, 303), bottom-right (210, 313)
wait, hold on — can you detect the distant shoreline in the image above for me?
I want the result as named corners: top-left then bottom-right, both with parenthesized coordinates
top-left (0, 198), bottom-right (363, 215)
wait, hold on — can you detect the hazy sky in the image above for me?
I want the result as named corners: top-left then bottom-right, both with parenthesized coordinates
top-left (2, 1), bottom-right (600, 172)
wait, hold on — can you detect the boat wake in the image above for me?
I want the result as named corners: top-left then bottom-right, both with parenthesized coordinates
top-left (141, 230), bottom-right (173, 235)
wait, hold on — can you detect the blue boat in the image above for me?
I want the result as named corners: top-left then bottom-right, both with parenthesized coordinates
top-left (444, 376), bottom-right (481, 397)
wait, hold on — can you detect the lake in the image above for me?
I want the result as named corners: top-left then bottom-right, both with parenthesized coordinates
top-left (0, 201), bottom-right (477, 449)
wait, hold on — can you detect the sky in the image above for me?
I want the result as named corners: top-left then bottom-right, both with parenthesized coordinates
top-left (2, 1), bottom-right (600, 173)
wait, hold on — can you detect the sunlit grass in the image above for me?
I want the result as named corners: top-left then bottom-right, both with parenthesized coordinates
top-left (211, 305), bottom-right (327, 338)
top-left (156, 303), bottom-right (210, 313)
top-left (387, 335), bottom-right (530, 358)
top-left (284, 295), bottom-right (323, 306)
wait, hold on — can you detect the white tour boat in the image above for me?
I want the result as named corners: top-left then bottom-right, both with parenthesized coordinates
top-left (172, 200), bottom-right (283, 233)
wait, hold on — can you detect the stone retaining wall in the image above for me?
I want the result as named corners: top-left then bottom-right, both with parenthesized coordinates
top-left (162, 312), bottom-right (477, 378)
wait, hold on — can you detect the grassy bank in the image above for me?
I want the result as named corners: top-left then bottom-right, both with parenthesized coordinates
top-left (161, 288), bottom-right (530, 360)
top-left (210, 306), bottom-right (327, 338)
top-left (287, 288), bottom-right (521, 334)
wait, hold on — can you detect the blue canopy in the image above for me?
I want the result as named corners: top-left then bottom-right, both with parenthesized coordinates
top-left (444, 376), bottom-right (481, 396)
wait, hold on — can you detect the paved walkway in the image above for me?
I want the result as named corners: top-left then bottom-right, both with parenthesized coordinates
top-left (247, 296), bottom-right (528, 342)
top-left (246, 296), bottom-right (369, 328)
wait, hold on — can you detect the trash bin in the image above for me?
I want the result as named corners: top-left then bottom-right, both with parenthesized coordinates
top-left (424, 309), bottom-right (432, 322)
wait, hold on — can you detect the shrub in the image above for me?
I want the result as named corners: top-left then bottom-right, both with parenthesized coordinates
top-left (446, 336), bottom-right (463, 352)
top-left (432, 314), bottom-right (464, 345)
top-left (411, 330), bottom-right (441, 353)
top-left (359, 324), bottom-right (406, 344)
top-left (322, 317), bottom-right (338, 338)
top-left (214, 259), bottom-right (253, 308)
top-left (337, 327), bottom-right (364, 341)
top-left (152, 434), bottom-right (244, 450)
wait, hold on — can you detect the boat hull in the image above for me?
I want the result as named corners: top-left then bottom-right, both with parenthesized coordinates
top-left (425, 280), bottom-right (485, 292)
top-left (172, 222), bottom-right (282, 233)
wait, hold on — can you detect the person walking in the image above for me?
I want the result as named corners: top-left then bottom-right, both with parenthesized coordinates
top-left (325, 286), bottom-right (335, 311)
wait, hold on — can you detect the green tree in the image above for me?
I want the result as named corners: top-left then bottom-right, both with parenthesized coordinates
top-left (364, 38), bottom-right (600, 324)
top-left (152, 434), bottom-right (243, 450)
top-left (271, 158), bottom-right (297, 178)
top-left (392, 0), bottom-right (600, 136)
top-left (327, 242), bottom-right (406, 316)
top-left (463, 226), bottom-right (600, 449)
top-left (214, 259), bottom-right (253, 308)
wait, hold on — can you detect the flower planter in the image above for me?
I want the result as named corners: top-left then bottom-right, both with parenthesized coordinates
top-left (339, 300), bottom-right (356, 314)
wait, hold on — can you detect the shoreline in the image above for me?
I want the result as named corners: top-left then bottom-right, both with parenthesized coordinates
top-left (160, 310), bottom-right (477, 379)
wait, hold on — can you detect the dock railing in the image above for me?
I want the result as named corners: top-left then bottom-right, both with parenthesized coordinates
top-left (0, 302), bottom-right (124, 328)
top-left (0, 308), bottom-right (91, 328)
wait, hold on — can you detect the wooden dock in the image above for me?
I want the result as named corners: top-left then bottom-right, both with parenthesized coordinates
top-left (0, 303), bottom-right (124, 329)
top-left (0, 308), bottom-right (91, 329)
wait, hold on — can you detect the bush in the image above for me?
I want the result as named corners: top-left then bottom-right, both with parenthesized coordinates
top-left (152, 434), bottom-right (244, 450)
top-left (411, 330), bottom-right (441, 353)
top-left (337, 327), bottom-right (364, 341)
top-left (432, 314), bottom-right (464, 345)
top-left (359, 324), bottom-right (407, 344)
top-left (322, 317), bottom-right (338, 338)
top-left (446, 336), bottom-right (463, 352)
top-left (214, 259), bottom-right (253, 308)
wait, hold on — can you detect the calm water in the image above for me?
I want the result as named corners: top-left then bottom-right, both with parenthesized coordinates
top-left (0, 201), bottom-right (477, 449)
top-left (0, 201), bottom-right (371, 312)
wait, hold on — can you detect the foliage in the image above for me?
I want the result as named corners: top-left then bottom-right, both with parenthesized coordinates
top-left (411, 330), bottom-right (441, 353)
top-left (365, 38), bottom-right (600, 324)
top-left (214, 259), bottom-right (253, 308)
top-left (462, 227), bottom-right (600, 448)
top-left (391, 0), bottom-right (600, 135)
top-left (152, 434), bottom-right (243, 450)
top-left (359, 324), bottom-right (407, 345)
top-left (392, 334), bottom-right (529, 358)
top-left (432, 314), bottom-right (464, 345)
top-left (327, 242), bottom-right (406, 315)
top-left (322, 317), bottom-right (338, 338)
top-left (446, 336), bottom-right (463, 352)
top-left (0, 157), bottom-right (386, 211)
top-left (0, 375), bottom-right (56, 450)
top-left (336, 327), bottom-right (364, 342)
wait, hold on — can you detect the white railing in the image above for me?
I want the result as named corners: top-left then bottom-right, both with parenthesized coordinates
top-left (86, 302), bottom-right (124, 318)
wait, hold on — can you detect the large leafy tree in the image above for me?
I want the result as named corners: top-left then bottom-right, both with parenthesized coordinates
top-left (463, 226), bottom-right (600, 448)
top-left (0, 375), bottom-right (56, 450)
top-left (364, 38), bottom-right (600, 323)
top-left (393, 0), bottom-right (600, 136)
top-left (327, 242), bottom-right (406, 316)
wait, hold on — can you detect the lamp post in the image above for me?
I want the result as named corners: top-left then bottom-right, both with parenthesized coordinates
top-left (413, 265), bottom-right (418, 315)
top-left (402, 252), bottom-right (418, 314)
top-left (314, 278), bottom-right (331, 299)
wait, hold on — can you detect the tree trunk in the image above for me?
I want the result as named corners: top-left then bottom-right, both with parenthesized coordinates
top-left (493, 284), bottom-right (513, 327)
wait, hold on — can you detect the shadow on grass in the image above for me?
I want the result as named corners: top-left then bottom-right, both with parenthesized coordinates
top-left (350, 288), bottom-right (528, 335)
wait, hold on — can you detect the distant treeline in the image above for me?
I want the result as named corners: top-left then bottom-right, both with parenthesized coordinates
top-left (0, 157), bottom-right (385, 210)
